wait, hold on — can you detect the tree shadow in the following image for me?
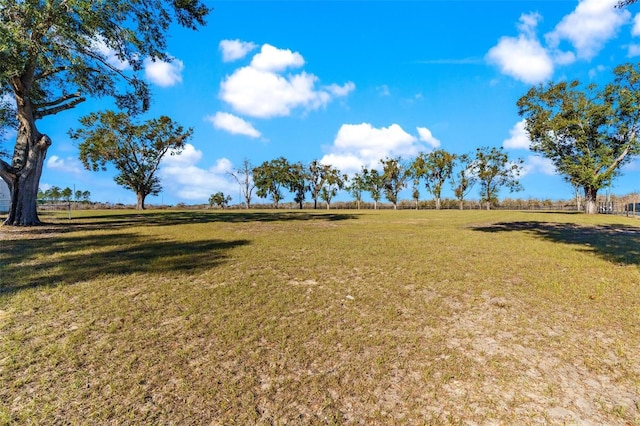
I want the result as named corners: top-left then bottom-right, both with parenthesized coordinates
top-left (0, 232), bottom-right (250, 295)
top-left (25, 210), bottom-right (361, 232)
top-left (472, 221), bottom-right (640, 265)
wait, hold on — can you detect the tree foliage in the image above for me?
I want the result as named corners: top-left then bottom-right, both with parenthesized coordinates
top-left (474, 147), bottom-right (523, 210)
top-left (412, 149), bottom-right (456, 210)
top-left (253, 157), bottom-right (292, 209)
top-left (318, 167), bottom-right (346, 210)
top-left (381, 157), bottom-right (410, 210)
top-left (517, 63), bottom-right (640, 213)
top-left (347, 171), bottom-right (367, 210)
top-left (289, 161), bottom-right (309, 209)
top-left (450, 153), bottom-right (476, 210)
top-left (0, 0), bottom-right (209, 225)
top-left (362, 167), bottom-right (384, 210)
top-left (71, 111), bottom-right (192, 210)
top-left (209, 192), bottom-right (232, 209)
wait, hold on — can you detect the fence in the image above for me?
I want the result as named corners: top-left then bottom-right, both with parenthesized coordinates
top-left (598, 202), bottom-right (640, 217)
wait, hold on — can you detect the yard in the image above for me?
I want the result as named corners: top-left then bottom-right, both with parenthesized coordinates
top-left (1, 209), bottom-right (639, 424)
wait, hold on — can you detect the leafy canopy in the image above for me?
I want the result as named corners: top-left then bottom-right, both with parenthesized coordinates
top-left (71, 111), bottom-right (192, 203)
top-left (0, 0), bottom-right (209, 117)
top-left (517, 63), bottom-right (640, 194)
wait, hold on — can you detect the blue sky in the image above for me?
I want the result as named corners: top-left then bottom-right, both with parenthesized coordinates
top-left (6, 0), bottom-right (640, 206)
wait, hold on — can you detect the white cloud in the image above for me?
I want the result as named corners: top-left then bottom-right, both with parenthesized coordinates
top-left (160, 144), bottom-right (236, 202)
top-left (416, 127), bottom-right (441, 149)
top-left (47, 155), bottom-right (84, 174)
top-left (219, 39), bottom-right (257, 62)
top-left (523, 155), bottom-right (557, 176)
top-left (219, 43), bottom-right (355, 118)
top-left (144, 56), bottom-right (184, 87)
top-left (486, 13), bottom-right (554, 85)
top-left (250, 44), bottom-right (304, 72)
top-left (320, 123), bottom-right (430, 175)
top-left (207, 112), bottom-right (261, 139)
top-left (629, 44), bottom-right (640, 57)
top-left (503, 120), bottom-right (531, 150)
top-left (91, 37), bottom-right (131, 71)
top-left (546, 0), bottom-right (630, 60)
top-left (377, 85), bottom-right (391, 96)
top-left (633, 14), bottom-right (640, 36)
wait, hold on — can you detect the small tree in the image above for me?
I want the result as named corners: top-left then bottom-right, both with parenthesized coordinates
top-left (253, 157), bottom-right (291, 209)
top-left (363, 167), bottom-right (384, 210)
top-left (474, 147), bottom-right (523, 210)
top-left (450, 153), bottom-right (476, 210)
top-left (517, 64), bottom-right (640, 214)
top-left (347, 171), bottom-right (367, 209)
top-left (411, 178), bottom-right (421, 210)
top-left (412, 149), bottom-right (456, 210)
top-left (61, 187), bottom-right (73, 203)
top-left (71, 111), bottom-right (192, 210)
top-left (229, 158), bottom-right (255, 209)
top-left (381, 157), bottom-right (410, 210)
top-left (318, 168), bottom-right (347, 210)
top-left (288, 161), bottom-right (309, 209)
top-left (209, 192), bottom-right (232, 209)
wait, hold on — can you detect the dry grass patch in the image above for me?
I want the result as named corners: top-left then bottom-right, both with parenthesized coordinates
top-left (1, 209), bottom-right (639, 424)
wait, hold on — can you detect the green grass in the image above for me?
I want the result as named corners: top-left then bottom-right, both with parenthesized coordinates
top-left (1, 209), bottom-right (639, 424)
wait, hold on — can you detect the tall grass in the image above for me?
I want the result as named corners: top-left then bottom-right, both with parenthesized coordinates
top-left (1, 209), bottom-right (639, 424)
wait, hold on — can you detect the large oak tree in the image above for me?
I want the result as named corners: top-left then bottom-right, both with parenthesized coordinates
top-left (517, 63), bottom-right (640, 214)
top-left (0, 0), bottom-right (209, 225)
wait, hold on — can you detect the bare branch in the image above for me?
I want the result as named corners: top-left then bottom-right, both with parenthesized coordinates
top-left (35, 97), bottom-right (86, 118)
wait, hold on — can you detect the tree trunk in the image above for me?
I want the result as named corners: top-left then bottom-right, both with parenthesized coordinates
top-left (485, 201), bottom-right (491, 210)
top-left (136, 192), bottom-right (146, 210)
top-left (459, 200), bottom-right (464, 210)
top-left (584, 186), bottom-right (598, 214)
top-left (435, 197), bottom-right (441, 210)
top-left (2, 131), bottom-right (51, 226)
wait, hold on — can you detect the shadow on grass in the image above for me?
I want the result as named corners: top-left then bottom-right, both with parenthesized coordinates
top-left (0, 232), bottom-right (250, 294)
top-left (22, 210), bottom-right (360, 232)
top-left (473, 221), bottom-right (640, 265)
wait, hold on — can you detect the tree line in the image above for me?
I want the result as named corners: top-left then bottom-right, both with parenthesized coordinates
top-left (218, 147), bottom-right (524, 211)
top-left (37, 187), bottom-right (91, 204)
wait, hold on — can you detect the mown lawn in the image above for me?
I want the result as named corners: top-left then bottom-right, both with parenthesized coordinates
top-left (1, 209), bottom-right (639, 424)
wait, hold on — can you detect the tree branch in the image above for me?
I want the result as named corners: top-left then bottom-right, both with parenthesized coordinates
top-left (34, 92), bottom-right (82, 110)
top-left (35, 97), bottom-right (86, 118)
top-left (0, 157), bottom-right (16, 183)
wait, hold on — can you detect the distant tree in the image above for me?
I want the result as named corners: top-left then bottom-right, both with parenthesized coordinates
top-left (71, 111), bottom-right (192, 210)
top-left (253, 157), bottom-right (291, 209)
top-left (209, 192), bottom-right (232, 209)
top-left (411, 178), bottom-right (421, 210)
top-left (0, 0), bottom-right (209, 226)
top-left (318, 168), bottom-right (347, 210)
top-left (347, 171), bottom-right (367, 209)
top-left (517, 64), bottom-right (640, 214)
top-left (229, 158), bottom-right (255, 209)
top-left (381, 157), bottom-right (410, 210)
top-left (74, 190), bottom-right (83, 203)
top-left (61, 187), bottom-right (73, 203)
top-left (474, 147), bottom-right (524, 210)
top-left (288, 161), bottom-right (309, 209)
top-left (307, 160), bottom-right (343, 209)
top-left (363, 167), bottom-right (384, 210)
top-left (47, 186), bottom-right (61, 203)
top-left (412, 149), bottom-right (456, 210)
top-left (450, 153), bottom-right (476, 210)
top-left (81, 190), bottom-right (91, 203)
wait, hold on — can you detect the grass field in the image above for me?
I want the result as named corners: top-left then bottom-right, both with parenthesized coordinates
top-left (1, 209), bottom-right (639, 424)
